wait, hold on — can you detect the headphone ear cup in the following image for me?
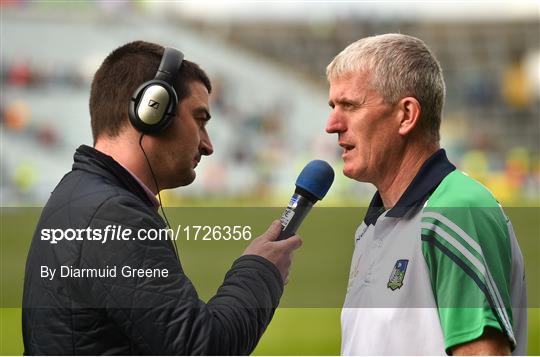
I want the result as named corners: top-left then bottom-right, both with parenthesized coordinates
top-left (129, 80), bottom-right (177, 135)
top-left (128, 82), bottom-right (147, 132)
top-left (129, 47), bottom-right (182, 135)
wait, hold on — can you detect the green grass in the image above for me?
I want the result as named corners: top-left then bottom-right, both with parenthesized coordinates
top-left (1, 207), bottom-right (539, 355)
top-left (0, 309), bottom-right (23, 355)
top-left (236, 308), bottom-right (342, 355)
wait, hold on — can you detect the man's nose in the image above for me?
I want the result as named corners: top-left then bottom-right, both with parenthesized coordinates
top-left (326, 111), bottom-right (346, 134)
top-left (200, 133), bottom-right (214, 156)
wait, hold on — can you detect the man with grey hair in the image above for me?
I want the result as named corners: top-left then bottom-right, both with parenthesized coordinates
top-left (325, 34), bottom-right (526, 355)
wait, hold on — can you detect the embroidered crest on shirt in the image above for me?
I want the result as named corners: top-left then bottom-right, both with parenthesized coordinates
top-left (387, 259), bottom-right (409, 290)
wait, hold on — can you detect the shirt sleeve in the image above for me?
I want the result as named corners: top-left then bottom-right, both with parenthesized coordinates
top-left (420, 203), bottom-right (515, 353)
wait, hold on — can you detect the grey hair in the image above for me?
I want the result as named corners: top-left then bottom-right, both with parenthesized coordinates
top-left (327, 34), bottom-right (445, 142)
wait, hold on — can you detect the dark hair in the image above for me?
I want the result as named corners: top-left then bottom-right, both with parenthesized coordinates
top-left (89, 40), bottom-right (212, 142)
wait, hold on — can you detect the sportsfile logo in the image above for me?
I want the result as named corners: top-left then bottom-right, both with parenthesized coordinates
top-left (148, 99), bottom-right (160, 109)
top-left (40, 225), bottom-right (253, 244)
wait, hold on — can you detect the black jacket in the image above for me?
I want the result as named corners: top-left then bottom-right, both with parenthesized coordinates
top-left (22, 145), bottom-right (283, 355)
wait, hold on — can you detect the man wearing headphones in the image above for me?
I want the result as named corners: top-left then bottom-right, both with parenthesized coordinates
top-left (22, 41), bottom-right (302, 355)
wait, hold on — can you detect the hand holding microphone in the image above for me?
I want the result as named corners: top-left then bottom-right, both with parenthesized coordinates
top-left (243, 220), bottom-right (302, 283)
top-left (243, 160), bottom-right (334, 283)
top-left (278, 160), bottom-right (334, 240)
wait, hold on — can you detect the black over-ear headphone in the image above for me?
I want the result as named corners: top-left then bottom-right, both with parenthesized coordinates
top-left (129, 47), bottom-right (184, 135)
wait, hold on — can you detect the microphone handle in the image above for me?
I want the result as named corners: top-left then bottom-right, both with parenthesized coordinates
top-left (277, 193), bottom-right (314, 240)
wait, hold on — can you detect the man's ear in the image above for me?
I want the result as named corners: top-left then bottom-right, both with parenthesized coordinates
top-left (397, 97), bottom-right (421, 136)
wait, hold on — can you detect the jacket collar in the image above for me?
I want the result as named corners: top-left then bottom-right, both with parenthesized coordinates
top-left (73, 145), bottom-right (158, 208)
top-left (364, 149), bottom-right (456, 225)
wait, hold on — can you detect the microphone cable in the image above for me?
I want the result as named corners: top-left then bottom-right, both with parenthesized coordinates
top-left (139, 133), bottom-right (180, 261)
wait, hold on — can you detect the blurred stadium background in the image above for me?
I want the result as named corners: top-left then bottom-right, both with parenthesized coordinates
top-left (1, 1), bottom-right (539, 355)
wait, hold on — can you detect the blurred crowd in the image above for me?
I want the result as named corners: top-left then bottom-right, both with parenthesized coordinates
top-left (1, 4), bottom-right (539, 206)
top-left (5, 62), bottom-right (537, 205)
top-left (2, 59), bottom-right (83, 149)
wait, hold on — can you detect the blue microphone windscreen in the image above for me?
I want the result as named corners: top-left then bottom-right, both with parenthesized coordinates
top-left (295, 160), bottom-right (335, 200)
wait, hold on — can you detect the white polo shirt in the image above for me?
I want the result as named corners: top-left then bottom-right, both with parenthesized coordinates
top-left (341, 149), bottom-right (527, 355)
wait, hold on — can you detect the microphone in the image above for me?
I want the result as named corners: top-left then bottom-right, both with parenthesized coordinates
top-left (277, 160), bottom-right (334, 240)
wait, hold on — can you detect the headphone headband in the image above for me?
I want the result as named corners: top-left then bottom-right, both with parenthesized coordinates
top-left (156, 47), bottom-right (184, 84)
